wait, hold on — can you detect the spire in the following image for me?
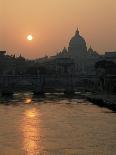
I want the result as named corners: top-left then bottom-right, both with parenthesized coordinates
top-left (75, 27), bottom-right (79, 35)
top-left (89, 45), bottom-right (92, 50)
top-left (90, 45), bottom-right (94, 50)
top-left (62, 47), bottom-right (67, 53)
top-left (88, 45), bottom-right (94, 53)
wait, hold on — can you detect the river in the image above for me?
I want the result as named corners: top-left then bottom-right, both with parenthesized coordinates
top-left (0, 92), bottom-right (116, 155)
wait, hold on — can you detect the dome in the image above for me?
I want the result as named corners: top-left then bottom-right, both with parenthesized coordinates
top-left (88, 46), bottom-right (99, 57)
top-left (88, 46), bottom-right (94, 54)
top-left (69, 29), bottom-right (86, 46)
top-left (68, 28), bottom-right (87, 56)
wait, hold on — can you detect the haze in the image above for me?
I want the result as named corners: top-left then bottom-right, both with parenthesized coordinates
top-left (1, 0), bottom-right (116, 58)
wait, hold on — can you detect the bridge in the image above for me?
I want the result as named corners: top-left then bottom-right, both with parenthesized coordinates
top-left (0, 74), bottom-right (97, 96)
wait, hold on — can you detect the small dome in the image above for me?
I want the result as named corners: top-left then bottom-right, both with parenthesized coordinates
top-left (88, 46), bottom-right (94, 54)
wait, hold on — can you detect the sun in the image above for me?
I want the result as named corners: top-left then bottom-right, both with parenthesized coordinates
top-left (27, 34), bottom-right (33, 41)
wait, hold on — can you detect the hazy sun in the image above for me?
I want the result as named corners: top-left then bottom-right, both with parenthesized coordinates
top-left (27, 35), bottom-right (33, 41)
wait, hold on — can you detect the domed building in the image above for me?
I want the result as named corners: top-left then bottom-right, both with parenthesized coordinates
top-left (54, 28), bottom-right (100, 74)
top-left (67, 28), bottom-right (100, 73)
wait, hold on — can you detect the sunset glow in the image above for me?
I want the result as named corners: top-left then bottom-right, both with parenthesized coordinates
top-left (0, 0), bottom-right (116, 154)
top-left (1, 0), bottom-right (116, 58)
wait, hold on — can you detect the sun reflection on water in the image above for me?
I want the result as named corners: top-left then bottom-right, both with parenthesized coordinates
top-left (21, 107), bottom-right (42, 155)
top-left (24, 98), bottom-right (32, 104)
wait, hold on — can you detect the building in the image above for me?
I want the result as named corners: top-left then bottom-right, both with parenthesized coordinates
top-left (104, 51), bottom-right (116, 63)
top-left (56, 28), bottom-right (100, 74)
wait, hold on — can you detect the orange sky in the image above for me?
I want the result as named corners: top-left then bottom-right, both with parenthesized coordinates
top-left (1, 0), bottom-right (116, 58)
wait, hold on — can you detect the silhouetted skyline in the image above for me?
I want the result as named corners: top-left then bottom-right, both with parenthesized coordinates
top-left (1, 0), bottom-right (116, 58)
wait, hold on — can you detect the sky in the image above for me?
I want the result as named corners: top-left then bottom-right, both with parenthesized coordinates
top-left (1, 0), bottom-right (116, 58)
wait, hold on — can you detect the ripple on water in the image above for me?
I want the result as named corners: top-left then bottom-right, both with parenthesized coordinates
top-left (0, 92), bottom-right (116, 155)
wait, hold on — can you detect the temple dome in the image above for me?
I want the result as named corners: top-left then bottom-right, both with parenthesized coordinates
top-left (68, 28), bottom-right (87, 57)
top-left (69, 29), bottom-right (86, 46)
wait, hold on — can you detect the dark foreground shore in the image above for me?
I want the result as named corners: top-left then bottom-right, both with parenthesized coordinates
top-left (84, 93), bottom-right (116, 112)
top-left (0, 89), bottom-right (116, 112)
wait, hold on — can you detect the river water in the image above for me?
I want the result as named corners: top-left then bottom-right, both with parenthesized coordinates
top-left (0, 92), bottom-right (116, 155)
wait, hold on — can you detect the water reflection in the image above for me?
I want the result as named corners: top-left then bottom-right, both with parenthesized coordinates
top-left (24, 98), bottom-right (32, 104)
top-left (21, 107), bottom-right (42, 155)
top-left (0, 92), bottom-right (116, 155)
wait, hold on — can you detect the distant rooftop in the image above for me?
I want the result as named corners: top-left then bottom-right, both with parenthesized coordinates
top-left (105, 51), bottom-right (116, 57)
top-left (0, 51), bottom-right (6, 55)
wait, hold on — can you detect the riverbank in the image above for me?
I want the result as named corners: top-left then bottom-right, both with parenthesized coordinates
top-left (84, 93), bottom-right (116, 112)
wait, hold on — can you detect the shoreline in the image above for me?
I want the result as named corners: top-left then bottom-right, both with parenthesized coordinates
top-left (84, 92), bottom-right (116, 112)
top-left (0, 90), bottom-right (116, 112)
